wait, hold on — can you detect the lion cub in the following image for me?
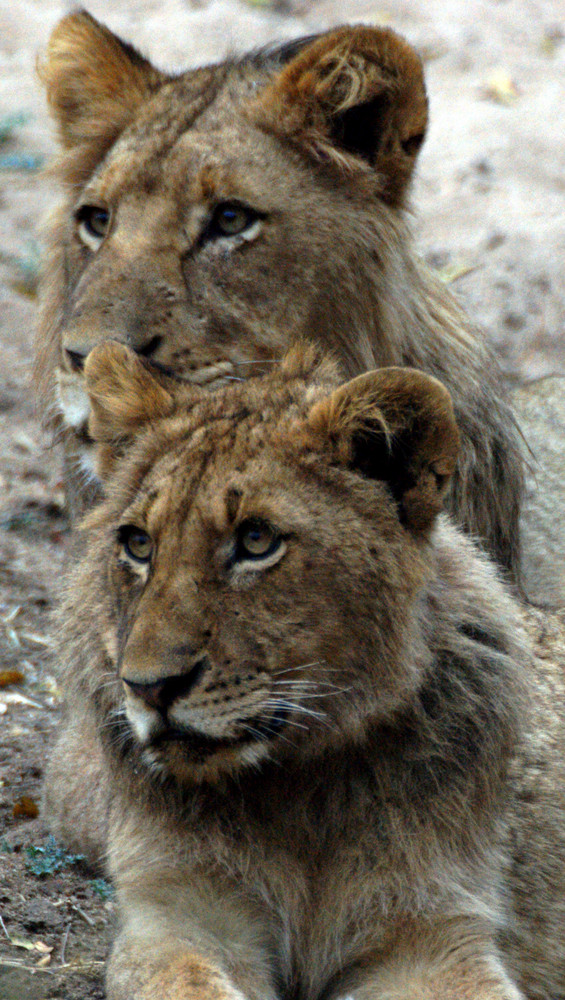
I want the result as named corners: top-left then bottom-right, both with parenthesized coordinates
top-left (45, 342), bottom-right (565, 1000)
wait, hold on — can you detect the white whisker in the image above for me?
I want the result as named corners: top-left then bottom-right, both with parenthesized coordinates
top-left (267, 700), bottom-right (327, 722)
top-left (234, 359), bottom-right (280, 367)
top-left (242, 722), bottom-right (298, 753)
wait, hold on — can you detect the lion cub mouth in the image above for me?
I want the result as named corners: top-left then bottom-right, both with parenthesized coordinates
top-left (150, 705), bottom-right (289, 756)
top-left (131, 705), bottom-right (290, 775)
top-left (123, 671), bottom-right (291, 766)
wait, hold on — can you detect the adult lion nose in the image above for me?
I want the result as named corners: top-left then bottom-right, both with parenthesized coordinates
top-left (123, 658), bottom-right (207, 712)
top-left (64, 334), bottom-right (163, 373)
top-left (65, 347), bottom-right (87, 372)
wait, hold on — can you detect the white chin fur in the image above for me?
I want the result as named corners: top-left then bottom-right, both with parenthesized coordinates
top-left (55, 369), bottom-right (91, 430)
top-left (78, 446), bottom-right (97, 479)
top-left (125, 697), bottom-right (164, 744)
top-left (55, 369), bottom-right (101, 487)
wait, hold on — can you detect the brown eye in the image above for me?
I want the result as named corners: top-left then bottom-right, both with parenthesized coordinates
top-left (76, 205), bottom-right (110, 248)
top-left (237, 519), bottom-right (279, 560)
top-left (210, 202), bottom-right (258, 238)
top-left (118, 525), bottom-right (153, 564)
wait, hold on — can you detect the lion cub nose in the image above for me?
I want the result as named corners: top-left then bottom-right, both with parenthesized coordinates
top-left (123, 660), bottom-right (206, 712)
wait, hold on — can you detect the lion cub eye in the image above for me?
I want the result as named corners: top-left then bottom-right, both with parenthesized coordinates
top-left (209, 202), bottom-right (261, 239)
top-left (76, 205), bottom-right (111, 250)
top-left (235, 519), bottom-right (282, 562)
top-left (117, 525), bottom-right (153, 564)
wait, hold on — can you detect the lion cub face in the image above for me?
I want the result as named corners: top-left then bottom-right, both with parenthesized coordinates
top-left (37, 13), bottom-right (427, 478)
top-left (83, 342), bottom-right (458, 783)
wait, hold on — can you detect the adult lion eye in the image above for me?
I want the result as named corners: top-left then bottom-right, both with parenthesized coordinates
top-left (237, 519), bottom-right (280, 560)
top-left (117, 525), bottom-right (153, 564)
top-left (76, 205), bottom-right (111, 248)
top-left (210, 202), bottom-right (258, 238)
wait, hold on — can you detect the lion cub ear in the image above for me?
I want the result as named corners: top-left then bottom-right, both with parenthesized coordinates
top-left (84, 342), bottom-right (175, 472)
top-left (307, 367), bottom-right (460, 532)
top-left (38, 11), bottom-right (165, 179)
top-left (255, 26), bottom-right (427, 205)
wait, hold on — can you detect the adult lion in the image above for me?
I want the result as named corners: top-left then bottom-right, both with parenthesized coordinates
top-left (36, 12), bottom-right (523, 578)
top-left (44, 341), bottom-right (565, 1000)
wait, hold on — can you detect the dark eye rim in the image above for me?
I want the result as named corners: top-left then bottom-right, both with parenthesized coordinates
top-left (75, 204), bottom-right (111, 239)
top-left (117, 524), bottom-right (153, 564)
top-left (234, 517), bottom-right (282, 563)
top-left (205, 200), bottom-right (264, 241)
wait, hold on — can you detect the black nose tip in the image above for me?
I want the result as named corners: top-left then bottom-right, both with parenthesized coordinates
top-left (123, 659), bottom-right (207, 712)
top-left (64, 335), bottom-right (162, 374)
top-left (65, 348), bottom-right (86, 372)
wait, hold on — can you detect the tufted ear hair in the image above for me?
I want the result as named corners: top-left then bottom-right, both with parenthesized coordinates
top-left (38, 10), bottom-right (166, 182)
top-left (84, 341), bottom-right (175, 461)
top-left (255, 25), bottom-right (428, 205)
top-left (306, 367), bottom-right (460, 532)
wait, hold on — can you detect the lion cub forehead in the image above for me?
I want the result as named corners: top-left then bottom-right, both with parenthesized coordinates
top-left (126, 431), bottom-right (289, 541)
top-left (120, 355), bottom-right (337, 531)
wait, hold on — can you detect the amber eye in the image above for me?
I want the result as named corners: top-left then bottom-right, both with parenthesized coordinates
top-left (210, 202), bottom-right (259, 238)
top-left (118, 525), bottom-right (153, 564)
top-left (76, 205), bottom-right (111, 247)
top-left (236, 519), bottom-right (280, 560)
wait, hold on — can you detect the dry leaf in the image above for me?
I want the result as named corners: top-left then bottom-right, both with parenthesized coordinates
top-left (0, 691), bottom-right (43, 709)
top-left (4, 627), bottom-right (21, 649)
top-left (41, 675), bottom-right (62, 698)
top-left (20, 631), bottom-right (53, 648)
top-left (13, 796), bottom-right (39, 819)
top-left (9, 935), bottom-right (52, 954)
top-left (438, 261), bottom-right (478, 285)
top-left (2, 606), bottom-right (21, 623)
top-left (0, 669), bottom-right (24, 688)
top-left (483, 70), bottom-right (519, 104)
top-left (9, 935), bottom-right (38, 951)
top-left (33, 941), bottom-right (53, 954)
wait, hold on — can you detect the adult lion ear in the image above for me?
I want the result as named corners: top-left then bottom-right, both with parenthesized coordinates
top-left (38, 10), bottom-right (166, 179)
top-left (307, 367), bottom-right (460, 532)
top-left (84, 342), bottom-right (174, 457)
top-left (255, 26), bottom-right (427, 205)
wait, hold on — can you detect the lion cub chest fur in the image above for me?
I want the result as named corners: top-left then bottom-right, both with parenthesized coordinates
top-left (37, 12), bottom-right (523, 579)
top-left (44, 342), bottom-right (565, 1000)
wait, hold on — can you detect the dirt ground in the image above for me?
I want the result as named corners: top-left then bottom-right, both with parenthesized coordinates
top-left (0, 1), bottom-right (563, 997)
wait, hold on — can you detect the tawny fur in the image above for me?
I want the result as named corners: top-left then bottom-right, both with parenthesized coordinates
top-left (43, 343), bottom-right (565, 1000)
top-left (35, 12), bottom-right (523, 577)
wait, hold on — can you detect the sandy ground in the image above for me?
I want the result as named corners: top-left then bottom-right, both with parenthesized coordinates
top-left (0, 1), bottom-right (563, 997)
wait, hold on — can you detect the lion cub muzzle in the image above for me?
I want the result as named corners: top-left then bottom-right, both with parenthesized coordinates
top-left (121, 645), bottom-right (210, 744)
top-left (120, 642), bottom-right (277, 763)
